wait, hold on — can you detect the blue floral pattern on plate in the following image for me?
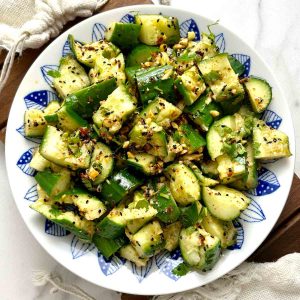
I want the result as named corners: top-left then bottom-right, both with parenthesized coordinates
top-left (62, 39), bottom-right (72, 57)
top-left (92, 23), bottom-right (107, 42)
top-left (98, 253), bottom-right (125, 276)
top-left (180, 19), bottom-right (200, 41)
top-left (215, 33), bottom-right (225, 53)
top-left (247, 167), bottom-right (280, 196)
top-left (17, 147), bottom-right (36, 176)
top-left (155, 249), bottom-right (183, 281)
top-left (44, 219), bottom-right (70, 236)
top-left (231, 53), bottom-right (251, 77)
top-left (130, 259), bottom-right (153, 283)
top-left (239, 198), bottom-right (266, 222)
top-left (24, 90), bottom-right (58, 110)
top-left (120, 13), bottom-right (134, 23)
top-left (40, 65), bottom-right (59, 87)
top-left (261, 110), bottom-right (282, 129)
top-left (71, 236), bottom-right (95, 259)
top-left (24, 184), bottom-right (39, 202)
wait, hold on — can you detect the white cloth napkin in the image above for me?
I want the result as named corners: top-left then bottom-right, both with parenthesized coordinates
top-left (0, 0), bottom-right (108, 93)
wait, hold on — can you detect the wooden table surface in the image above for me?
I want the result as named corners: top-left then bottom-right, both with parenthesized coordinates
top-left (0, 0), bottom-right (299, 298)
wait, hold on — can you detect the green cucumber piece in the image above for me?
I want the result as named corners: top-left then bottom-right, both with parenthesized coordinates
top-left (164, 163), bottom-right (201, 206)
top-left (89, 53), bottom-right (126, 85)
top-left (127, 153), bottom-right (163, 175)
top-left (175, 66), bottom-right (206, 106)
top-left (135, 14), bottom-right (180, 46)
top-left (179, 227), bottom-right (221, 271)
top-left (228, 55), bottom-right (245, 76)
top-left (58, 188), bottom-right (107, 221)
top-left (202, 185), bottom-right (251, 221)
top-left (100, 169), bottom-right (144, 206)
top-left (136, 97), bottom-right (182, 128)
top-left (173, 123), bottom-right (206, 154)
top-left (150, 185), bottom-right (180, 223)
top-left (93, 235), bottom-right (127, 259)
top-left (244, 76), bottom-right (272, 113)
top-left (201, 212), bottom-right (237, 248)
top-left (64, 78), bottom-right (117, 119)
top-left (30, 198), bottom-right (95, 241)
top-left (96, 205), bottom-right (126, 238)
top-left (126, 44), bottom-right (159, 67)
top-left (53, 55), bottom-right (90, 99)
top-left (56, 104), bottom-right (87, 132)
top-left (24, 109), bottom-right (46, 137)
top-left (130, 221), bottom-right (164, 258)
top-left (84, 142), bottom-right (114, 186)
top-left (184, 94), bottom-right (222, 131)
top-left (35, 168), bottom-right (71, 197)
top-left (68, 35), bottom-right (120, 67)
top-left (39, 126), bottom-right (93, 170)
top-left (30, 148), bottom-right (51, 171)
top-left (119, 244), bottom-right (149, 267)
top-left (93, 84), bottom-right (137, 134)
top-left (129, 121), bottom-right (168, 158)
top-left (105, 22), bottom-right (141, 52)
top-left (187, 163), bottom-right (219, 186)
top-left (135, 65), bottom-right (176, 105)
top-left (163, 221), bottom-right (182, 252)
top-left (253, 119), bottom-right (291, 160)
top-left (198, 53), bottom-right (244, 103)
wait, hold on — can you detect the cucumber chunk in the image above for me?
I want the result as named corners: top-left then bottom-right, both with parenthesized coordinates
top-left (89, 53), bottom-right (126, 85)
top-left (253, 119), bottom-right (291, 160)
top-left (119, 244), bottom-right (149, 267)
top-left (126, 44), bottom-right (159, 67)
top-left (65, 78), bottom-right (117, 119)
top-left (179, 227), bottom-right (221, 271)
top-left (198, 53), bottom-right (244, 103)
top-left (175, 66), bottom-right (206, 106)
top-left (201, 211), bottom-right (237, 248)
top-left (30, 148), bottom-right (51, 171)
top-left (163, 221), bottom-right (182, 252)
top-left (187, 163), bottom-right (219, 186)
top-left (58, 188), bottom-right (107, 221)
top-left (24, 109), bottom-right (47, 137)
top-left (244, 76), bottom-right (272, 113)
top-left (135, 14), bottom-right (180, 46)
top-left (84, 142), bottom-right (114, 186)
top-left (96, 205), bottom-right (126, 239)
top-left (136, 65), bottom-right (176, 105)
top-left (127, 153), bottom-right (163, 175)
top-left (30, 198), bottom-right (95, 241)
top-left (150, 185), bottom-right (180, 223)
top-left (136, 97), bottom-right (182, 128)
top-left (40, 126), bottom-right (93, 170)
top-left (93, 235), bottom-right (127, 259)
top-left (184, 93), bottom-right (222, 131)
top-left (105, 22), bottom-right (141, 52)
top-left (202, 185), bottom-right (251, 221)
top-left (35, 168), bottom-right (71, 197)
top-left (130, 221), bottom-right (164, 258)
top-left (100, 169), bottom-right (143, 206)
top-left (53, 55), bottom-right (90, 99)
top-left (93, 84), bottom-right (137, 134)
top-left (164, 163), bottom-right (201, 206)
top-left (68, 35), bottom-right (120, 67)
top-left (129, 121), bottom-right (168, 158)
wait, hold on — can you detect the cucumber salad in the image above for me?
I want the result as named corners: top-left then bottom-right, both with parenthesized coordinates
top-left (25, 14), bottom-right (292, 275)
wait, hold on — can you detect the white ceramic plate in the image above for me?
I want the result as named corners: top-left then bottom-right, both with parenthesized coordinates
top-left (5, 5), bottom-right (295, 295)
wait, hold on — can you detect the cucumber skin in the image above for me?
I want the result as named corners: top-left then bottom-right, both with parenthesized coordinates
top-left (96, 217), bottom-right (125, 239)
top-left (64, 78), bottom-right (117, 118)
top-left (126, 45), bottom-right (159, 67)
top-left (106, 23), bottom-right (141, 52)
